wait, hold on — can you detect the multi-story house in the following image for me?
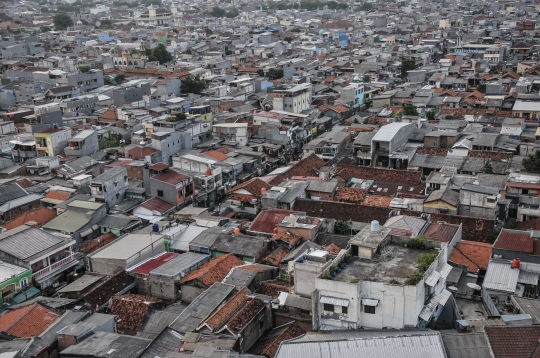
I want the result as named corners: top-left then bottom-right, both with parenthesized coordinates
top-left (10, 134), bottom-right (36, 163)
top-left (34, 128), bottom-right (72, 157)
top-left (212, 123), bottom-right (248, 148)
top-left (65, 129), bottom-right (99, 157)
top-left (91, 167), bottom-right (128, 209)
top-left (59, 94), bottom-right (99, 115)
top-left (272, 83), bottom-right (312, 114)
top-left (149, 168), bottom-right (194, 207)
top-left (67, 69), bottom-right (104, 93)
top-left (151, 131), bottom-right (190, 164)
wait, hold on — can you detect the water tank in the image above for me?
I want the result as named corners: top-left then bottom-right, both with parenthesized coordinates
top-left (205, 168), bottom-right (212, 176)
top-left (273, 227), bottom-right (278, 234)
top-left (152, 223), bottom-right (159, 233)
top-left (261, 187), bottom-right (267, 196)
top-left (234, 227), bottom-right (241, 235)
top-left (371, 220), bottom-right (380, 233)
top-left (512, 258), bottom-right (521, 269)
top-left (144, 162), bottom-right (149, 169)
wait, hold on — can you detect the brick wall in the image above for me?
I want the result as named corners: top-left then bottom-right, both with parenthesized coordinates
top-left (293, 199), bottom-right (494, 242)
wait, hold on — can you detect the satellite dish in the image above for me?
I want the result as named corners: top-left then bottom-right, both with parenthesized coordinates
top-left (467, 283), bottom-right (481, 290)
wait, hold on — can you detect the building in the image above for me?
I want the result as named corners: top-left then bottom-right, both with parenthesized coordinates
top-left (512, 100), bottom-right (540, 121)
top-left (0, 225), bottom-right (80, 291)
top-left (0, 261), bottom-right (32, 306)
top-left (134, 5), bottom-right (174, 26)
top-left (150, 131), bottom-right (188, 163)
top-left (149, 169), bottom-right (194, 206)
top-left (67, 69), bottom-right (104, 93)
top-left (371, 122), bottom-right (415, 168)
top-left (458, 184), bottom-right (500, 219)
top-left (212, 123), bottom-right (249, 148)
top-left (91, 167), bottom-right (128, 209)
top-left (87, 233), bottom-right (165, 274)
top-left (273, 84), bottom-right (312, 114)
top-left (59, 94), bottom-right (99, 115)
top-left (34, 128), bottom-right (72, 157)
top-left (312, 222), bottom-right (455, 330)
top-left (65, 130), bottom-right (99, 157)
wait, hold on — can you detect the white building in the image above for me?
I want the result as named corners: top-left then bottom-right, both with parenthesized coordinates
top-left (212, 123), bottom-right (248, 148)
top-left (273, 83), bottom-right (312, 114)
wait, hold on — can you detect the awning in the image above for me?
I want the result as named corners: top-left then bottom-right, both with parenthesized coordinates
top-left (425, 271), bottom-right (441, 287)
top-left (320, 295), bottom-right (349, 307)
top-left (361, 298), bottom-right (379, 307)
top-left (79, 228), bottom-right (93, 237)
top-left (92, 224), bottom-right (100, 231)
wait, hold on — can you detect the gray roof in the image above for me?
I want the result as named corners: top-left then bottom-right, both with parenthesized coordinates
top-left (306, 180), bottom-right (339, 193)
top-left (189, 226), bottom-right (231, 249)
top-left (170, 225), bottom-right (208, 252)
top-left (483, 259), bottom-right (519, 293)
top-left (409, 154), bottom-right (465, 169)
top-left (57, 273), bottom-right (105, 294)
top-left (60, 156), bottom-right (98, 175)
top-left (150, 252), bottom-right (209, 277)
top-left (441, 332), bottom-right (492, 358)
top-left (223, 268), bottom-right (258, 288)
top-left (284, 293), bottom-right (312, 311)
top-left (139, 327), bottom-right (185, 358)
top-left (42, 209), bottom-right (92, 233)
top-left (0, 225), bottom-right (65, 261)
top-left (0, 194), bottom-right (43, 215)
top-left (0, 339), bottom-right (32, 355)
top-left (275, 331), bottom-right (447, 358)
top-left (136, 310), bottom-right (180, 340)
top-left (461, 183), bottom-right (499, 196)
top-left (425, 188), bottom-right (459, 206)
top-left (279, 182), bottom-right (309, 204)
top-left (91, 167), bottom-right (127, 183)
top-left (59, 331), bottom-right (150, 358)
top-left (99, 214), bottom-right (141, 230)
top-left (513, 297), bottom-right (540, 325)
top-left (55, 313), bottom-right (115, 337)
top-left (472, 133), bottom-right (498, 147)
top-left (210, 233), bottom-right (265, 258)
top-left (0, 183), bottom-right (28, 204)
top-left (169, 283), bottom-right (236, 334)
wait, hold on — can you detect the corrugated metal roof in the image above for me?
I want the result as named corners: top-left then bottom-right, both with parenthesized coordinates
top-left (518, 270), bottom-right (539, 285)
top-left (0, 226), bottom-right (65, 260)
top-left (483, 259), bottom-right (519, 293)
top-left (419, 290), bottom-right (451, 321)
top-left (425, 271), bottom-right (441, 287)
top-left (150, 252), bottom-right (209, 277)
top-left (320, 296), bottom-right (349, 307)
top-left (42, 210), bottom-right (92, 233)
top-left (276, 332), bottom-right (447, 358)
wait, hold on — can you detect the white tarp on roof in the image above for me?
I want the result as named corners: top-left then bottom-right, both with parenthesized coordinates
top-left (361, 298), bottom-right (379, 307)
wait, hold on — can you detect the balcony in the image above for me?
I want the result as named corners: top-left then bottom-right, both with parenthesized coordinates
top-left (65, 147), bottom-right (83, 156)
top-left (32, 253), bottom-right (83, 281)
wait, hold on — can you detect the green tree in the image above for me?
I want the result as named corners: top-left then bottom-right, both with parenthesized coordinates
top-left (40, 26), bottom-right (51, 32)
top-left (78, 66), bottom-right (91, 73)
top-left (360, 2), bottom-right (373, 11)
top-left (98, 19), bottom-right (113, 29)
top-left (114, 73), bottom-right (125, 84)
top-left (225, 49), bottom-right (233, 55)
top-left (291, 28), bottom-right (301, 32)
top-left (225, 8), bottom-right (239, 18)
top-left (266, 68), bottom-right (284, 80)
top-left (403, 104), bottom-right (418, 116)
top-left (53, 12), bottom-right (73, 30)
top-left (205, 28), bottom-right (213, 35)
top-left (209, 6), bottom-right (226, 17)
top-left (482, 162), bottom-right (493, 174)
top-left (335, 220), bottom-right (350, 235)
top-left (425, 110), bottom-right (436, 120)
top-left (398, 58), bottom-right (417, 79)
top-left (523, 150), bottom-right (540, 173)
top-left (181, 75), bottom-right (206, 94)
top-left (152, 43), bottom-right (172, 64)
top-left (104, 76), bottom-right (113, 85)
top-left (257, 69), bottom-right (264, 76)
top-left (80, 19), bottom-right (89, 25)
top-left (99, 133), bottom-right (123, 150)
top-left (148, 55), bottom-right (158, 62)
top-left (477, 84), bottom-right (486, 93)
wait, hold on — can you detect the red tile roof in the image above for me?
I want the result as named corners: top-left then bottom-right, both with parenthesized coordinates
top-left (152, 170), bottom-right (190, 185)
top-left (83, 271), bottom-right (135, 307)
top-left (226, 298), bottom-right (265, 334)
top-left (78, 232), bottom-right (118, 255)
top-left (485, 326), bottom-right (540, 358)
top-left (335, 165), bottom-right (422, 185)
top-left (494, 230), bottom-right (533, 253)
top-left (362, 195), bottom-right (393, 208)
top-left (202, 287), bottom-right (249, 331)
top-left (248, 322), bottom-right (306, 358)
top-left (110, 294), bottom-right (162, 332)
top-left (271, 232), bottom-right (302, 246)
top-left (44, 190), bottom-right (71, 201)
top-left (204, 150), bottom-right (229, 161)
top-left (126, 146), bottom-right (158, 159)
top-left (264, 247), bottom-right (289, 267)
top-left (270, 154), bottom-right (326, 186)
top-left (16, 178), bottom-right (33, 189)
top-left (130, 252), bottom-right (179, 275)
top-left (0, 303), bottom-right (62, 338)
top-left (334, 187), bottom-right (366, 203)
top-left (324, 243), bottom-right (341, 254)
top-left (229, 178), bottom-right (272, 202)
top-left (256, 281), bottom-right (291, 297)
top-left (179, 253), bottom-right (244, 287)
top-left (139, 197), bottom-right (175, 214)
top-left (425, 223), bottom-right (459, 242)
top-left (250, 209), bottom-right (300, 234)
top-left (448, 240), bottom-right (492, 274)
top-left (518, 217), bottom-right (540, 231)
top-left (2, 207), bottom-right (57, 230)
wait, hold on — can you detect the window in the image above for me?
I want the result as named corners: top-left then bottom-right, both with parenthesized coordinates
top-left (342, 306), bottom-right (348, 314)
top-left (157, 190), bottom-right (164, 197)
top-left (364, 305), bottom-right (376, 314)
top-left (323, 303), bottom-right (334, 312)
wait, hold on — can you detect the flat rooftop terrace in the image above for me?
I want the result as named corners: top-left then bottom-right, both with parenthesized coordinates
top-left (333, 245), bottom-right (420, 284)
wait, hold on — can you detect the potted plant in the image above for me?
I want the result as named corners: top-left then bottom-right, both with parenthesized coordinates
top-left (331, 271), bottom-right (337, 277)
top-left (345, 253), bottom-right (352, 263)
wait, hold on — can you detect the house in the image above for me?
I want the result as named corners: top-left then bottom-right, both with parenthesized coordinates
top-left (272, 83), bottom-right (312, 114)
top-left (42, 200), bottom-right (107, 245)
top-left (65, 130), bottom-right (99, 157)
top-left (0, 261), bottom-right (32, 306)
top-left (248, 322), bottom-right (307, 358)
top-left (448, 240), bottom-right (492, 275)
top-left (196, 287), bottom-right (270, 353)
top-left (56, 313), bottom-right (116, 351)
top-left (458, 184), bottom-right (500, 219)
top-left (2, 206), bottom-right (57, 230)
top-left (371, 122), bottom-right (415, 168)
top-left (484, 326), bottom-right (540, 358)
top-left (133, 197), bottom-right (175, 221)
top-left (512, 100), bottom-right (540, 120)
top-left (97, 214), bottom-right (142, 236)
top-left (178, 253), bottom-right (244, 303)
top-left (150, 131), bottom-right (188, 164)
top-left (209, 232), bottom-right (268, 262)
top-left (227, 178), bottom-right (272, 215)
top-left (149, 169), bottom-right (194, 206)
top-left (34, 128), bottom-right (72, 157)
top-left (491, 229), bottom-right (538, 262)
top-left (87, 233), bottom-right (165, 275)
top-left (0, 303), bottom-right (63, 338)
top-left (57, 156), bottom-right (99, 179)
top-left (313, 222), bottom-right (455, 330)
top-left (276, 214), bottom-right (321, 241)
top-left (0, 193), bottom-right (43, 224)
top-left (212, 123), bottom-right (249, 148)
top-left (110, 294), bottom-right (162, 335)
top-left (305, 180), bottom-right (338, 201)
top-left (0, 225), bottom-right (80, 292)
top-left (424, 188), bottom-right (460, 215)
top-left (91, 167), bottom-right (128, 209)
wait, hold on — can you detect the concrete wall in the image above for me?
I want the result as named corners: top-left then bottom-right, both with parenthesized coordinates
top-left (149, 275), bottom-right (176, 301)
top-left (181, 284), bottom-right (205, 303)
